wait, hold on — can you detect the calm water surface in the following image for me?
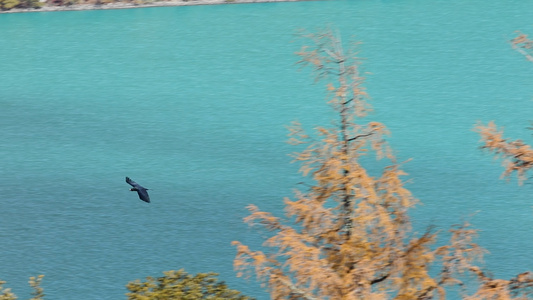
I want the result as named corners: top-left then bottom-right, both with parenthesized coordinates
top-left (1, 1), bottom-right (533, 299)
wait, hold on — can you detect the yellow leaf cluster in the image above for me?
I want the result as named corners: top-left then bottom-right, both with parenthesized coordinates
top-left (511, 31), bottom-right (533, 62)
top-left (475, 121), bottom-right (533, 184)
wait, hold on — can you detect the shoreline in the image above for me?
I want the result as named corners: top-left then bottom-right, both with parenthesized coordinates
top-left (0, 0), bottom-right (316, 14)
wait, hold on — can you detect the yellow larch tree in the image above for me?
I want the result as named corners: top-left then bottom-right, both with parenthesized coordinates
top-left (233, 28), bottom-right (533, 299)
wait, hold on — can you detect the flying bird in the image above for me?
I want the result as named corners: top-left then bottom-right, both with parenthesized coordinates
top-left (126, 177), bottom-right (150, 203)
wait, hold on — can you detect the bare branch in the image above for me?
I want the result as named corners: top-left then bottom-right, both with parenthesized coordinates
top-left (347, 131), bottom-right (374, 142)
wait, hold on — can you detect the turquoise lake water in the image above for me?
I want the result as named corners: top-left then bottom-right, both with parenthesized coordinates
top-left (1, 0), bottom-right (533, 298)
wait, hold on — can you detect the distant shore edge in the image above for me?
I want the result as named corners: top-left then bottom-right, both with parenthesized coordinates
top-left (1, 0), bottom-right (317, 14)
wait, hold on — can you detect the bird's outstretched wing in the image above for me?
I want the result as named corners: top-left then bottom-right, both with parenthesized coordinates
top-left (137, 189), bottom-right (151, 203)
top-left (126, 177), bottom-right (139, 188)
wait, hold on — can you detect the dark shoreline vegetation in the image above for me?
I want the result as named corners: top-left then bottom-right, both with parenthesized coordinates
top-left (0, 0), bottom-right (313, 13)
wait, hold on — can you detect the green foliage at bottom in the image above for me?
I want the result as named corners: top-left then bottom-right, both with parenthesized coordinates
top-left (0, 275), bottom-right (44, 300)
top-left (126, 269), bottom-right (254, 300)
top-left (0, 281), bottom-right (17, 300)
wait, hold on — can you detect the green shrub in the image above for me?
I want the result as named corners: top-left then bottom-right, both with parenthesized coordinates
top-left (0, 275), bottom-right (44, 300)
top-left (126, 269), bottom-right (254, 300)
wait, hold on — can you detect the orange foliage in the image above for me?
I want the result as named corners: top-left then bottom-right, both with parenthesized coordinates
top-left (511, 31), bottom-right (533, 62)
top-left (234, 28), bottom-right (533, 299)
top-left (475, 121), bottom-right (533, 183)
top-left (474, 31), bottom-right (533, 184)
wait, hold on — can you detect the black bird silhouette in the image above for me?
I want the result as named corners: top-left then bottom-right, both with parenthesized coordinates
top-left (126, 177), bottom-right (150, 203)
